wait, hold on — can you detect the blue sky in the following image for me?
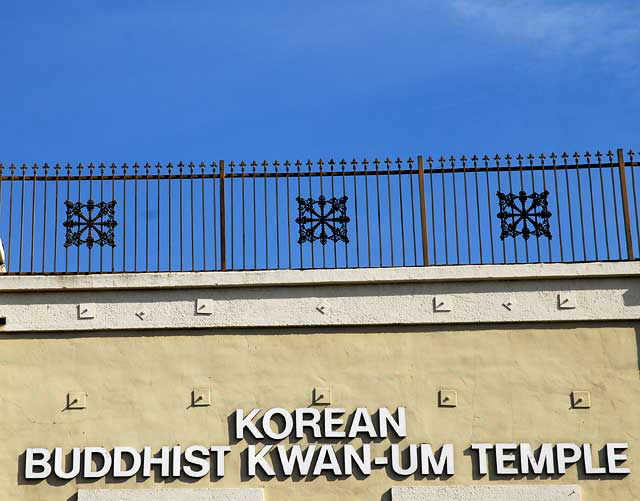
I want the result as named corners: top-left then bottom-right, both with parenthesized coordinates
top-left (1, 0), bottom-right (639, 164)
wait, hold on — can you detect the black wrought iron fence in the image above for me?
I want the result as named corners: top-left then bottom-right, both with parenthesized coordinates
top-left (1, 149), bottom-right (639, 274)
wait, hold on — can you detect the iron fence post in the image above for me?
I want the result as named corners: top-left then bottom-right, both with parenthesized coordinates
top-left (617, 149), bottom-right (634, 260)
top-left (219, 160), bottom-right (227, 271)
top-left (417, 155), bottom-right (429, 265)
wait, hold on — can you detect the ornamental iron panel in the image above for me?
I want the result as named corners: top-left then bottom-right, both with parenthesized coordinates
top-left (63, 199), bottom-right (117, 249)
top-left (296, 195), bottom-right (349, 245)
top-left (497, 190), bottom-right (552, 240)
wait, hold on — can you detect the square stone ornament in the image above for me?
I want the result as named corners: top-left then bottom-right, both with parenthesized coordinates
top-left (571, 390), bottom-right (591, 409)
top-left (66, 391), bottom-right (86, 410)
top-left (78, 488), bottom-right (264, 501)
top-left (438, 389), bottom-right (457, 407)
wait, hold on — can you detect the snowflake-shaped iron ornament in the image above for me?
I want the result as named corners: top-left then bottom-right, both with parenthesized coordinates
top-left (497, 190), bottom-right (552, 240)
top-left (296, 195), bottom-right (350, 245)
top-left (63, 199), bottom-right (118, 249)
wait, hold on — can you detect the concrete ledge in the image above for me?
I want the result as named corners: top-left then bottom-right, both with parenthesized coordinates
top-left (1, 261), bottom-right (639, 292)
top-left (1, 262), bottom-right (639, 332)
top-left (78, 488), bottom-right (264, 501)
top-left (391, 485), bottom-right (580, 501)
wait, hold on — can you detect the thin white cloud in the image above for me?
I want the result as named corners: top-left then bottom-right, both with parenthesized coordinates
top-left (446, 0), bottom-right (640, 64)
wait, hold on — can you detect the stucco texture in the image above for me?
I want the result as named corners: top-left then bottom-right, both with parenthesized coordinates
top-left (1, 322), bottom-right (638, 500)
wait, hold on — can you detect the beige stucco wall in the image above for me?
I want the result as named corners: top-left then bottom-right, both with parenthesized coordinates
top-left (1, 323), bottom-right (638, 500)
top-left (0, 263), bottom-right (639, 500)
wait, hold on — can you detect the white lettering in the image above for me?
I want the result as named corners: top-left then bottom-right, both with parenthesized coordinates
top-left (142, 446), bottom-right (171, 478)
top-left (348, 408), bottom-right (377, 438)
top-left (235, 408), bottom-right (263, 440)
top-left (262, 408), bottom-right (294, 440)
top-left (113, 447), bottom-right (141, 477)
top-left (519, 443), bottom-right (554, 474)
top-left (294, 408), bottom-right (322, 439)
top-left (495, 443), bottom-right (518, 475)
top-left (313, 444), bottom-right (341, 476)
top-left (471, 444), bottom-right (493, 475)
top-left (344, 444), bottom-right (372, 476)
top-left (583, 444), bottom-right (606, 475)
top-left (247, 445), bottom-right (275, 477)
top-left (390, 444), bottom-right (418, 476)
top-left (277, 445), bottom-right (316, 476)
top-left (379, 407), bottom-right (407, 438)
top-left (83, 447), bottom-right (111, 478)
top-left (323, 408), bottom-right (346, 438)
top-left (556, 443), bottom-right (581, 474)
top-left (24, 448), bottom-right (51, 479)
top-left (420, 444), bottom-right (454, 475)
top-left (210, 446), bottom-right (231, 477)
top-left (606, 443), bottom-right (630, 474)
top-left (183, 445), bottom-right (209, 478)
top-left (53, 448), bottom-right (81, 480)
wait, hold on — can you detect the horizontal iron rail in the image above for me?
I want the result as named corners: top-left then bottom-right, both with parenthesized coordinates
top-left (0, 161), bottom-right (632, 182)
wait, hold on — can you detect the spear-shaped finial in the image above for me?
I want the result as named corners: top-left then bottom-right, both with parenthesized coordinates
top-left (607, 150), bottom-right (614, 163)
